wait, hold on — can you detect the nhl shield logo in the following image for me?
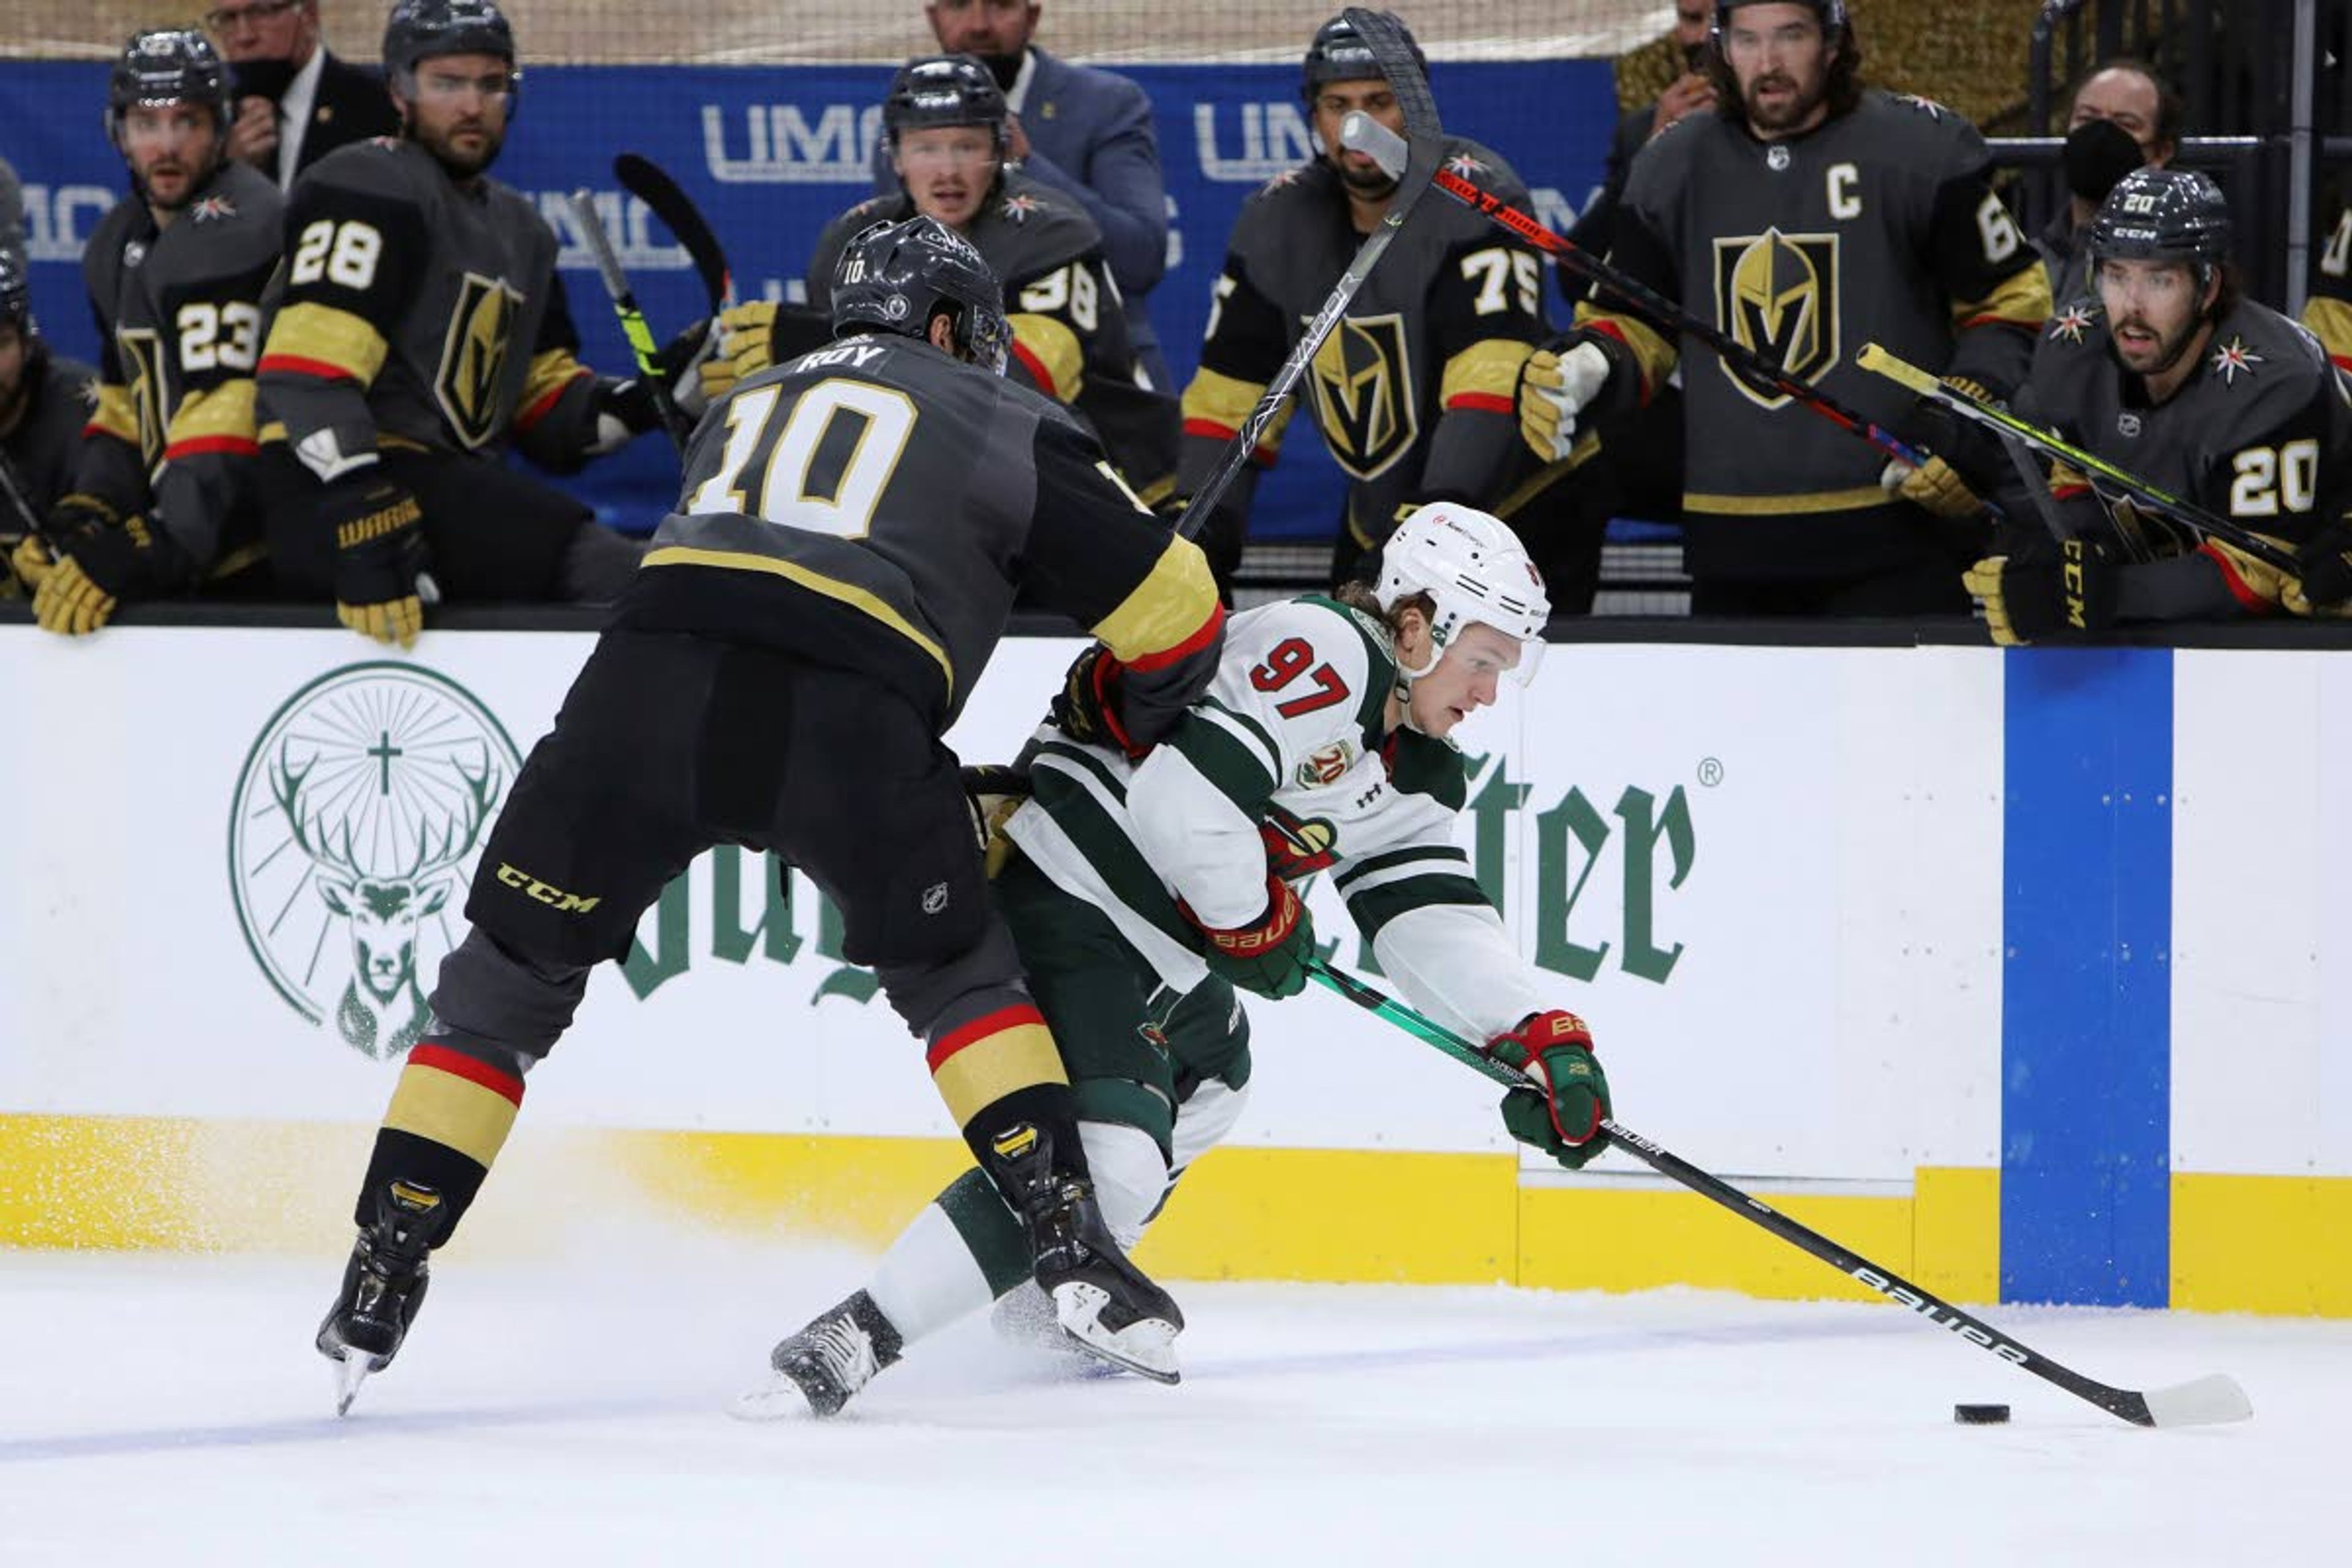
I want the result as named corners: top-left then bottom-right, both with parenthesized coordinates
top-left (435, 271), bottom-right (526, 450)
top-left (1713, 228), bottom-right (1842, 408)
top-left (228, 663), bottom-right (523, 1060)
top-left (1307, 312), bottom-right (1419, 479)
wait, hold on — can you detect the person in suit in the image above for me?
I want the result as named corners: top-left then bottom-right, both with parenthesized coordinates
top-left (877, 1), bottom-right (1174, 389)
top-left (208, 0), bottom-right (402, 190)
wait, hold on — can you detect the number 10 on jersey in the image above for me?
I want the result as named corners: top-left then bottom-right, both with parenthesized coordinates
top-left (687, 378), bottom-right (916, 538)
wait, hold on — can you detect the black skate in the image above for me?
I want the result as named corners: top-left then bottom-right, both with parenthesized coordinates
top-left (315, 1179), bottom-right (449, 1415)
top-left (976, 1117), bottom-right (1182, 1383)
top-left (1021, 1170), bottom-right (1185, 1384)
top-left (730, 1290), bottom-right (905, 1421)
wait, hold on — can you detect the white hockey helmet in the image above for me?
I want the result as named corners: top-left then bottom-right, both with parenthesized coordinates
top-left (1375, 503), bottom-right (1550, 683)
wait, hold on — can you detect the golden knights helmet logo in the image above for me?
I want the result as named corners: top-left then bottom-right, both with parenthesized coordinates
top-left (228, 664), bottom-right (523, 1060)
top-left (115, 326), bottom-right (168, 469)
top-left (1711, 228), bottom-right (1842, 409)
top-left (1307, 312), bottom-right (1419, 479)
top-left (435, 271), bottom-right (526, 449)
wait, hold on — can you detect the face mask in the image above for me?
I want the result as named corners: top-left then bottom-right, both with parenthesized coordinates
top-left (228, 56), bottom-right (298, 104)
top-left (2065, 117), bottom-right (2146, 204)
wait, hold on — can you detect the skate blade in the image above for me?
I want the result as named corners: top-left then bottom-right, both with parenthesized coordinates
top-left (330, 1351), bottom-right (373, 1417)
top-left (726, 1374), bottom-right (828, 1422)
top-left (1052, 1281), bottom-right (1181, 1385)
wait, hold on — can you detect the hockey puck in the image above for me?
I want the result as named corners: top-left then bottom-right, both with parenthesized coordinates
top-left (1953, 1403), bottom-right (2011, 1424)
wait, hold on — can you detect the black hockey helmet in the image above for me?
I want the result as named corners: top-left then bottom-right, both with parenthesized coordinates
top-left (831, 216), bottom-right (1012, 376)
top-left (385, 0), bottom-right (518, 86)
top-left (0, 250), bottom-right (35, 339)
top-left (883, 55), bottom-right (1009, 159)
top-left (1301, 12), bottom-right (1424, 102)
top-left (1712, 0), bottom-right (1850, 47)
top-left (2087, 167), bottom-right (2232, 278)
top-left (105, 28), bottom-right (232, 148)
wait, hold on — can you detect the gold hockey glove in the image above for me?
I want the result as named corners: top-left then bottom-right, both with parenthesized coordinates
top-left (1515, 341), bottom-right (1611, 463)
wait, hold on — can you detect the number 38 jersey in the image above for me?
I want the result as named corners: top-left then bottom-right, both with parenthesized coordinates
top-left (614, 332), bottom-right (1221, 730)
top-left (75, 157), bottom-right (281, 582)
top-left (1008, 595), bottom-right (1554, 1045)
top-left (257, 137), bottom-right (603, 477)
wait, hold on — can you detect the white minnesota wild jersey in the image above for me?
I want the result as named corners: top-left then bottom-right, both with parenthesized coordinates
top-left (1006, 595), bottom-right (1555, 1044)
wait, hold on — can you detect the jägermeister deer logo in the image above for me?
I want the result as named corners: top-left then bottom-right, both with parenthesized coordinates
top-left (228, 663), bottom-right (523, 1058)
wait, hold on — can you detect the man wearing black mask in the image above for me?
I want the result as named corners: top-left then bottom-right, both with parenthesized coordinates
top-left (209, 0), bottom-right (400, 190)
top-left (2041, 59), bottom-right (2179, 304)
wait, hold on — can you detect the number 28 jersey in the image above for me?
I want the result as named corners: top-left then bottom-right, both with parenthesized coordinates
top-left (1009, 595), bottom-right (1555, 1044)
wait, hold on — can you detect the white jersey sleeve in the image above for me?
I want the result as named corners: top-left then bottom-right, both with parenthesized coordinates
top-left (1129, 598), bottom-right (1392, 929)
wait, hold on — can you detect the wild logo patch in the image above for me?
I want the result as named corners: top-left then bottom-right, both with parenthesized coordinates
top-left (228, 663), bottom-right (523, 1060)
top-left (1712, 228), bottom-right (1842, 408)
top-left (1306, 312), bottom-right (1418, 478)
top-left (434, 271), bottom-right (525, 449)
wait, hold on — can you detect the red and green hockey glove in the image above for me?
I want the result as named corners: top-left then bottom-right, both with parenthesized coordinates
top-left (1488, 1009), bottom-right (1611, 1170)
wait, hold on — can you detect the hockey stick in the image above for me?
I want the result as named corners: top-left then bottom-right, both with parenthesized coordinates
top-left (1177, 7), bottom-right (1442, 541)
top-left (1339, 113), bottom-right (1934, 472)
top-left (615, 153), bottom-right (733, 315)
top-left (565, 187), bottom-right (696, 453)
top-left (1304, 959), bottom-right (2255, 1430)
top-left (1858, 342), bottom-right (2304, 576)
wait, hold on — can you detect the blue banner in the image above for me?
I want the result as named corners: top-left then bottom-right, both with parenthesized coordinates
top-left (2, 59), bottom-right (1611, 541)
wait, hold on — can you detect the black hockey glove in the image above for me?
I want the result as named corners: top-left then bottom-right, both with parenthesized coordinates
top-left (1962, 535), bottom-right (2117, 646)
top-left (1047, 644), bottom-right (1150, 759)
top-left (32, 509), bottom-right (168, 636)
top-left (2288, 522), bottom-right (2352, 615)
top-left (322, 472), bottom-right (429, 649)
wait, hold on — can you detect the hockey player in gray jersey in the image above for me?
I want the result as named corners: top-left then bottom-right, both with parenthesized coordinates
top-left (1, 254), bottom-right (99, 591)
top-left (741, 505), bottom-right (1613, 1419)
top-left (1178, 14), bottom-right (1564, 594)
top-left (254, 0), bottom-right (657, 648)
top-left (1959, 170), bottom-right (2352, 639)
top-left (314, 215), bottom-right (1227, 1409)
top-left (1518, 0), bottom-right (2051, 616)
top-left (13, 29), bottom-right (281, 635)
top-left (704, 55), bottom-right (1178, 505)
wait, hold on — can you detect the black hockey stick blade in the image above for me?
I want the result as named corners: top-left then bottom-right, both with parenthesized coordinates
top-left (1858, 341), bottom-right (2301, 575)
top-left (1177, 7), bottom-right (1441, 540)
top-left (566, 187), bottom-right (695, 453)
top-left (1304, 960), bottom-right (2255, 1430)
top-left (615, 152), bottom-right (732, 314)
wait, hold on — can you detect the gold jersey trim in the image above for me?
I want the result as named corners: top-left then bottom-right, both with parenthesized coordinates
top-left (1182, 366), bottom-right (1294, 458)
top-left (1572, 301), bottom-right (1676, 399)
top-left (641, 545), bottom-right (954, 696)
top-left (262, 301), bottom-right (390, 386)
top-left (1008, 313), bottom-right (1085, 403)
top-left (1951, 263), bottom-right (2054, 333)
top-left (1439, 337), bottom-right (1536, 407)
top-left (1684, 484), bottom-right (1893, 516)
top-left (1090, 536), bottom-right (1220, 665)
top-left (165, 380), bottom-right (259, 448)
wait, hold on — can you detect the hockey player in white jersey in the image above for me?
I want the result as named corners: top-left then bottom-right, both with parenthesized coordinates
top-left (739, 503), bottom-right (1612, 1417)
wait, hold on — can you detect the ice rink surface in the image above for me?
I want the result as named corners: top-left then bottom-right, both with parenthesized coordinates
top-left (0, 1245), bottom-right (2336, 1567)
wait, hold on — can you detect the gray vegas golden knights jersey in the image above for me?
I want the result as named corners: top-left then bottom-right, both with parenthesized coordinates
top-left (1583, 91), bottom-right (2050, 579)
top-left (807, 172), bottom-right (1179, 501)
top-left (2018, 294), bottom-right (2352, 609)
top-left (257, 137), bottom-right (603, 477)
top-left (1178, 139), bottom-right (1549, 552)
top-left (77, 158), bottom-right (282, 582)
top-left (1008, 594), bottom-right (1555, 1044)
top-left (614, 331), bottom-right (1221, 731)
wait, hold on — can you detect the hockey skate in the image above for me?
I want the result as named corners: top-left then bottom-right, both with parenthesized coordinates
top-left (996, 1127), bottom-right (1185, 1384)
top-left (315, 1179), bottom-right (449, 1415)
top-left (731, 1290), bottom-right (905, 1421)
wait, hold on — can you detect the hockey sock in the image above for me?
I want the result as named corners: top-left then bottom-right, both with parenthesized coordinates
top-left (866, 1196), bottom-right (1006, 1346)
top-left (350, 1042), bottom-right (525, 1238)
